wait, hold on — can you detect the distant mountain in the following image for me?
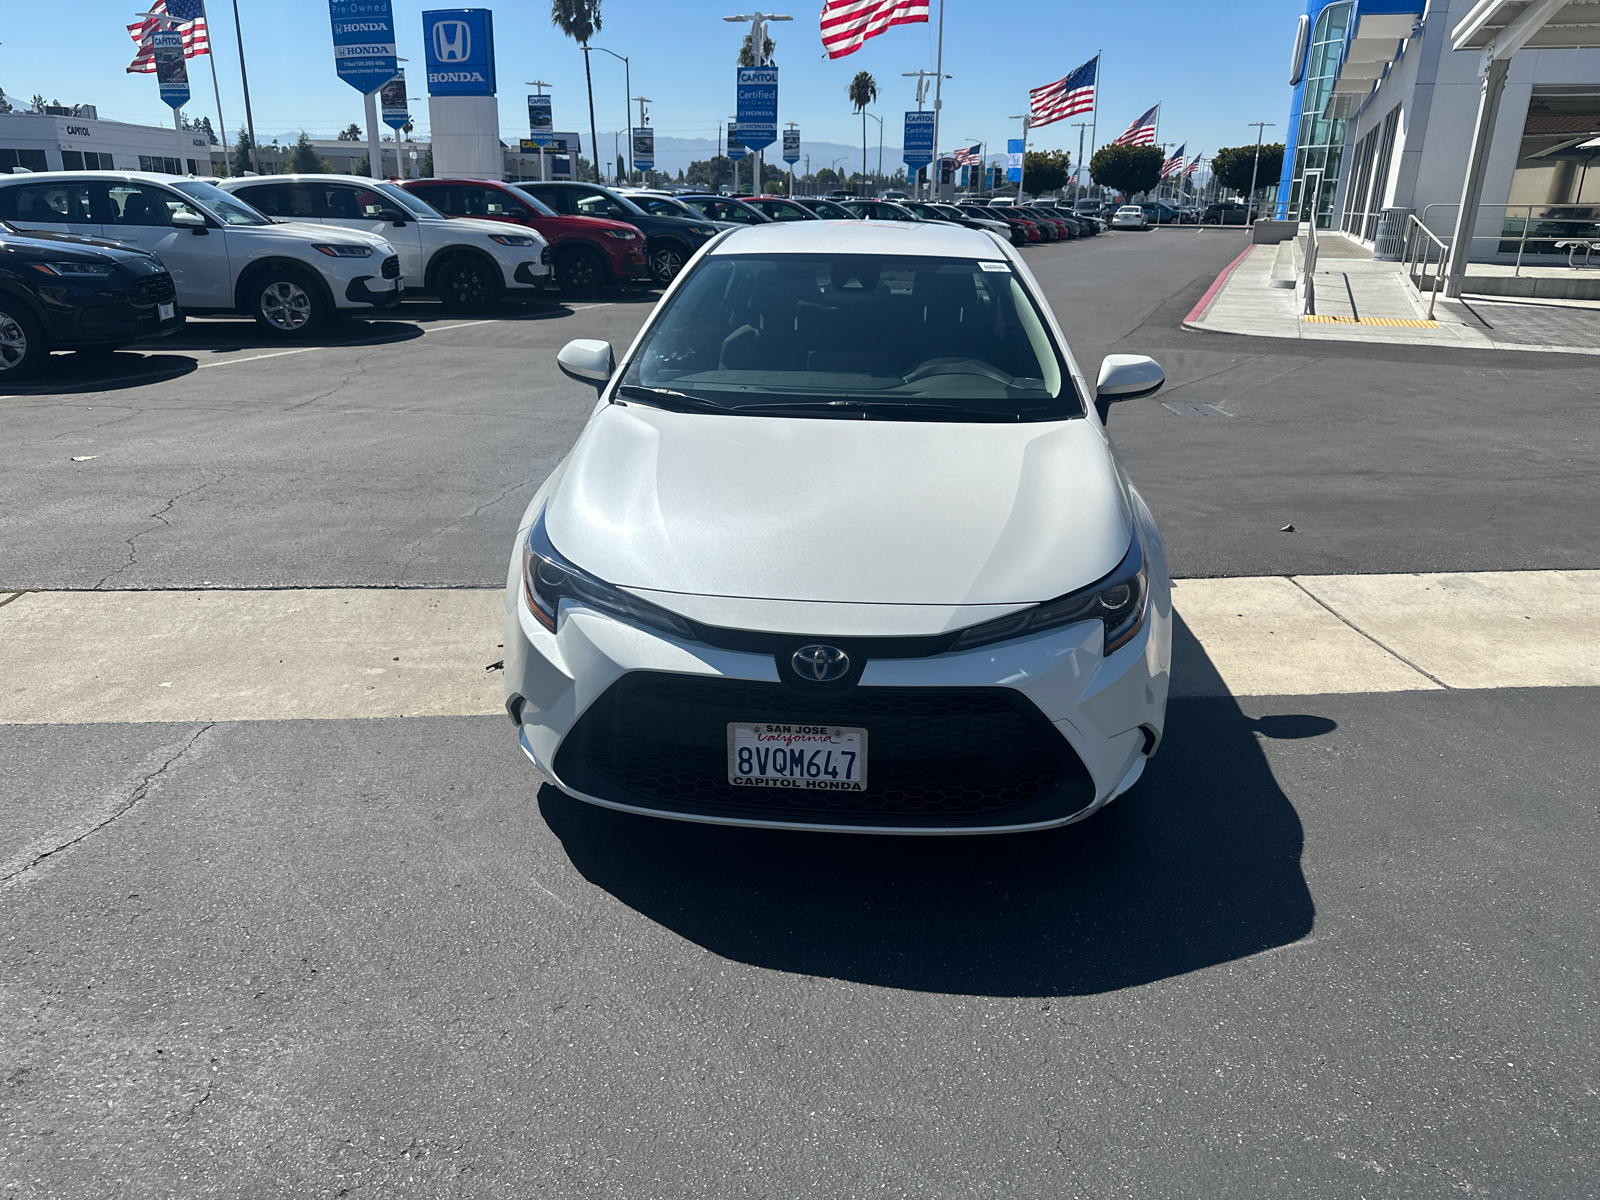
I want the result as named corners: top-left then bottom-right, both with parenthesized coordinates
top-left (648, 135), bottom-right (904, 178)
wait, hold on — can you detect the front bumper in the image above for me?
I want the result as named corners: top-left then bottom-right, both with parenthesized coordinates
top-left (503, 579), bottom-right (1171, 835)
top-left (343, 275), bottom-right (404, 307)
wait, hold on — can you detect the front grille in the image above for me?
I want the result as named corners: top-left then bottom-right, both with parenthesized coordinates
top-left (127, 272), bottom-right (175, 305)
top-left (556, 672), bottom-right (1095, 828)
top-left (380, 254), bottom-right (401, 280)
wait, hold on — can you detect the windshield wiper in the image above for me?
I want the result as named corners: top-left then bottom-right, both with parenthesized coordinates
top-left (613, 384), bottom-right (730, 413)
top-left (730, 399), bottom-right (1014, 421)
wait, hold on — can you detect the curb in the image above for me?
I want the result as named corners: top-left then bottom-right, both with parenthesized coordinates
top-left (1183, 245), bottom-right (1256, 329)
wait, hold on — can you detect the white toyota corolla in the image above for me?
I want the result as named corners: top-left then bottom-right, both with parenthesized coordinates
top-left (505, 220), bottom-right (1172, 834)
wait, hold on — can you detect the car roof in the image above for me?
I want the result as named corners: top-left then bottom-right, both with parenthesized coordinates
top-left (0, 170), bottom-right (211, 186)
top-left (707, 219), bottom-right (1005, 259)
top-left (222, 174), bottom-right (396, 185)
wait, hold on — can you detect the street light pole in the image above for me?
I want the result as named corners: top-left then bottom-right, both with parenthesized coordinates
top-left (590, 47), bottom-right (630, 180)
top-left (1070, 121), bottom-right (1089, 200)
top-left (525, 80), bottom-right (553, 181)
top-left (1246, 120), bottom-right (1274, 225)
top-left (724, 12), bottom-right (792, 197)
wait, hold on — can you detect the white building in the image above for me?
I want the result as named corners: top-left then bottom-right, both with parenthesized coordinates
top-left (0, 109), bottom-right (215, 176)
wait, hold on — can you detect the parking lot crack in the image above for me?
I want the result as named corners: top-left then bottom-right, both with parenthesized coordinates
top-left (1286, 577), bottom-right (1451, 689)
top-left (2, 722), bottom-right (214, 886)
top-left (94, 473), bottom-right (226, 589)
top-left (285, 356), bottom-right (372, 411)
top-left (394, 472), bottom-right (542, 585)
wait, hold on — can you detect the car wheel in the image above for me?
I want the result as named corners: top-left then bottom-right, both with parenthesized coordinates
top-left (435, 253), bottom-right (503, 313)
top-left (248, 269), bottom-right (326, 338)
top-left (0, 299), bottom-right (47, 381)
top-left (649, 241), bottom-right (688, 285)
top-left (555, 246), bottom-right (606, 298)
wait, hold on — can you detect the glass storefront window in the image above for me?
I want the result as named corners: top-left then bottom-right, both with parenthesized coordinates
top-left (1287, 1), bottom-right (1353, 228)
top-left (1502, 88), bottom-right (1600, 254)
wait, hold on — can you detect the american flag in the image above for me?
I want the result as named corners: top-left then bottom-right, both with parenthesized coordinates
top-left (1159, 143), bottom-right (1187, 179)
top-left (954, 143), bottom-right (983, 166)
top-left (127, 0), bottom-right (210, 74)
top-left (1111, 105), bottom-right (1159, 147)
top-left (1028, 56), bottom-right (1097, 128)
top-left (1184, 152), bottom-right (1202, 177)
top-left (820, 0), bottom-right (929, 60)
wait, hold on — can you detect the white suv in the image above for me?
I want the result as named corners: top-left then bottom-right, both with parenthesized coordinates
top-left (0, 172), bottom-right (402, 337)
top-left (219, 175), bottom-right (551, 313)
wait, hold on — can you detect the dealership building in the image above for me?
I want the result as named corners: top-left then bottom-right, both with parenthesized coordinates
top-left (0, 107), bottom-right (216, 176)
top-left (1278, 0), bottom-right (1600, 266)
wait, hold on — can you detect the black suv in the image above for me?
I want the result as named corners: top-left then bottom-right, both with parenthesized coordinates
top-left (517, 182), bottom-right (719, 284)
top-left (0, 219), bottom-right (182, 379)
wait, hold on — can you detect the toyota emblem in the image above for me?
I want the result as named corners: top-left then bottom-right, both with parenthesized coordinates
top-left (790, 643), bottom-right (851, 683)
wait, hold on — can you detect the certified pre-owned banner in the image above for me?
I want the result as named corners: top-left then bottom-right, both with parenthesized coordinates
top-left (735, 67), bottom-right (777, 152)
top-left (329, 0), bottom-right (398, 95)
top-left (903, 111), bottom-right (934, 171)
top-left (632, 127), bottom-right (655, 172)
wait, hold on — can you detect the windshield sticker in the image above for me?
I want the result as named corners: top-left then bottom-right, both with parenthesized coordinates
top-left (979, 261), bottom-right (1011, 272)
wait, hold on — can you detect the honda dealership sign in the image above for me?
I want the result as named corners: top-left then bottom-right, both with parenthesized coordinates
top-left (152, 31), bottom-right (191, 109)
top-left (632, 127), bottom-right (654, 172)
top-left (380, 70), bottom-right (409, 129)
top-left (423, 9), bottom-right (496, 96)
top-left (735, 66), bottom-right (777, 152)
top-left (329, 0), bottom-right (398, 95)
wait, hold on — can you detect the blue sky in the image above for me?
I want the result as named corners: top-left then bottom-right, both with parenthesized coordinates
top-left (1, 0), bottom-right (1301, 166)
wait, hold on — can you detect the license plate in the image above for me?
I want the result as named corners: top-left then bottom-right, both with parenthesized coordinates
top-left (158, 302), bottom-right (175, 320)
top-left (728, 723), bottom-right (866, 791)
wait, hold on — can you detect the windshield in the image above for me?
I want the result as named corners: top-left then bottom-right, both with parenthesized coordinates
top-left (170, 180), bottom-right (271, 226)
top-left (377, 182), bottom-right (443, 218)
top-left (618, 252), bottom-right (1079, 422)
top-left (595, 188), bottom-right (648, 217)
top-left (504, 186), bottom-right (557, 216)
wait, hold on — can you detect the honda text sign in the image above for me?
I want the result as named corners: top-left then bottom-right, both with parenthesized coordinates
top-left (329, 0), bottom-right (398, 96)
top-left (152, 31), bottom-right (190, 109)
top-left (903, 111), bottom-right (934, 171)
top-left (632, 127), bottom-right (654, 172)
top-left (423, 9), bottom-right (495, 96)
top-left (735, 66), bottom-right (777, 152)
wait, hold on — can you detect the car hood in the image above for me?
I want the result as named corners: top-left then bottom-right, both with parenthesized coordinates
top-left (545, 404), bottom-right (1131, 606)
top-left (246, 220), bottom-right (394, 249)
top-left (434, 215), bottom-right (549, 244)
top-left (1, 226), bottom-right (162, 263)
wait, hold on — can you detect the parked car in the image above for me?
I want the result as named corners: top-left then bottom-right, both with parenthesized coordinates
top-left (618, 191), bottom-right (725, 224)
top-left (994, 203), bottom-right (1065, 241)
top-left (1201, 202), bottom-right (1257, 226)
top-left (957, 202), bottom-right (1037, 245)
top-left (900, 200), bottom-right (1011, 239)
top-left (1031, 205), bottom-right (1097, 237)
top-left (0, 218), bottom-right (183, 378)
top-left (675, 195), bottom-right (775, 226)
top-left (838, 199), bottom-right (922, 222)
top-left (742, 196), bottom-right (822, 222)
top-left (510, 220), bottom-right (1172, 834)
top-left (791, 197), bottom-right (859, 219)
top-left (1140, 202), bottom-right (1184, 226)
top-left (400, 178), bottom-right (648, 299)
top-left (1111, 205), bottom-right (1150, 230)
top-left (0, 172), bottom-right (403, 336)
top-left (519, 181), bottom-right (719, 284)
top-left (219, 175), bottom-right (547, 314)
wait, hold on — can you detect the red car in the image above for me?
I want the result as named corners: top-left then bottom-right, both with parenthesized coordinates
top-left (401, 177), bottom-right (650, 298)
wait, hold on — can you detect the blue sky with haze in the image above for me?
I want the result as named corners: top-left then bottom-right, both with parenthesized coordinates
top-left (1, 1), bottom-right (1301, 167)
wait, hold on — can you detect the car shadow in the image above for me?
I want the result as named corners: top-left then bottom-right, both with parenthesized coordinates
top-left (162, 316), bottom-right (426, 354)
top-left (10, 351), bottom-right (199, 394)
top-left (542, 615), bottom-right (1322, 997)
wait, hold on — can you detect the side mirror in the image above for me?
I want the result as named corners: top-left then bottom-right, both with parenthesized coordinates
top-left (1095, 354), bottom-right (1164, 424)
top-left (171, 211), bottom-right (208, 234)
top-left (557, 339), bottom-right (615, 394)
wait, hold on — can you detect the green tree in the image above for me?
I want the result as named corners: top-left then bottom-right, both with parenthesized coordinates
top-left (0, 87), bottom-right (12, 114)
top-left (1211, 143), bottom-right (1286, 201)
top-left (1090, 143), bottom-right (1163, 197)
top-left (232, 127), bottom-right (255, 176)
top-left (738, 29), bottom-right (774, 66)
top-left (686, 156), bottom-right (733, 189)
top-left (1022, 149), bottom-right (1071, 195)
top-left (847, 70), bottom-right (876, 186)
top-left (551, 0), bottom-right (603, 183)
top-left (419, 146), bottom-right (434, 177)
top-left (287, 131), bottom-right (328, 174)
top-left (815, 166), bottom-right (840, 189)
top-left (337, 122), bottom-right (362, 142)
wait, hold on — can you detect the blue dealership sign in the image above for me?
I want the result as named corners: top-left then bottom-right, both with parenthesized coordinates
top-left (152, 31), bottom-right (191, 110)
top-left (782, 127), bottom-right (800, 165)
top-left (735, 67), bottom-right (777, 151)
top-left (1007, 137), bottom-right (1025, 183)
top-left (329, 0), bottom-right (397, 95)
top-left (423, 9), bottom-right (496, 96)
top-left (527, 94), bottom-right (554, 146)
top-left (726, 122), bottom-right (746, 161)
top-left (903, 110), bottom-right (934, 171)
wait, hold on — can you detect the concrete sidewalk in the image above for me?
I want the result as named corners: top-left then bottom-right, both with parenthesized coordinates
top-left (1185, 232), bottom-right (1600, 354)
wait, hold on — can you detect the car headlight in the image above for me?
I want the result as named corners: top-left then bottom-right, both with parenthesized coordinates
top-left (30, 261), bottom-right (117, 277)
top-left (490, 233), bottom-right (538, 246)
top-left (949, 535), bottom-right (1149, 656)
top-left (312, 244), bottom-right (374, 257)
top-left (692, 226), bottom-right (718, 237)
top-left (521, 510), bottom-right (697, 641)
top-left (604, 229), bottom-right (638, 240)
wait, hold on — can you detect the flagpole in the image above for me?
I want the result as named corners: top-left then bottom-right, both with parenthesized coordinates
top-left (206, 33), bottom-right (230, 173)
top-left (931, 0), bottom-right (945, 200)
top-left (1087, 51), bottom-right (1100, 201)
top-left (230, 0), bottom-right (258, 174)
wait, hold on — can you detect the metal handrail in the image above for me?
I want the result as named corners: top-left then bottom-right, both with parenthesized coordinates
top-left (1303, 217), bottom-right (1319, 315)
top-left (1417, 201), bottom-right (1600, 276)
top-left (1404, 214), bottom-right (1450, 318)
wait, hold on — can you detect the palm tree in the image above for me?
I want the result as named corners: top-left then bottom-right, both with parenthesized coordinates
top-left (551, 0), bottom-right (603, 184)
top-left (737, 31), bottom-right (774, 66)
top-left (848, 71), bottom-right (877, 192)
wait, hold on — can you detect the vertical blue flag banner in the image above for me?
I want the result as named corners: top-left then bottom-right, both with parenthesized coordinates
top-left (727, 122), bottom-right (746, 161)
top-left (632, 128), bottom-right (655, 171)
top-left (329, 0), bottom-right (397, 95)
top-left (380, 71), bottom-right (409, 129)
top-left (423, 9), bottom-right (496, 96)
top-left (735, 67), bottom-right (778, 151)
top-left (527, 94), bottom-right (554, 145)
top-left (152, 31), bottom-right (191, 109)
top-left (903, 110), bottom-right (934, 170)
top-left (782, 128), bottom-right (800, 164)
top-left (1007, 138), bottom-right (1025, 183)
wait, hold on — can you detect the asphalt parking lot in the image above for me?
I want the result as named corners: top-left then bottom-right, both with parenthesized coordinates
top-left (3, 227), bottom-right (1598, 1198)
